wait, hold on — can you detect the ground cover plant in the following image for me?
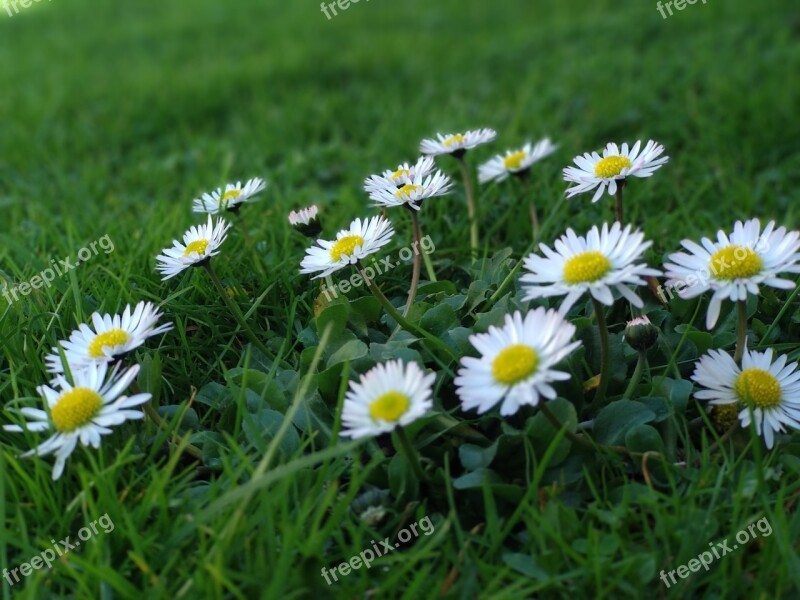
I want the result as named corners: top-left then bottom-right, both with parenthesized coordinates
top-left (1, 0), bottom-right (799, 598)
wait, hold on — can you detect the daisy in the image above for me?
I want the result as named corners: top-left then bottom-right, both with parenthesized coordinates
top-left (367, 170), bottom-right (453, 211)
top-left (300, 215), bottom-right (394, 279)
top-left (156, 215), bottom-right (232, 280)
top-left (663, 219), bottom-right (800, 329)
top-left (520, 222), bottom-right (662, 314)
top-left (3, 362), bottom-right (150, 480)
top-left (192, 177), bottom-right (267, 214)
top-left (478, 138), bottom-right (558, 184)
top-left (455, 308), bottom-right (581, 416)
top-left (563, 140), bottom-right (668, 203)
top-left (45, 302), bottom-right (173, 376)
top-left (340, 360), bottom-right (435, 439)
top-left (692, 348), bottom-right (800, 449)
top-left (364, 156), bottom-right (436, 194)
top-left (288, 205), bottom-right (321, 237)
top-left (419, 128), bottom-right (497, 157)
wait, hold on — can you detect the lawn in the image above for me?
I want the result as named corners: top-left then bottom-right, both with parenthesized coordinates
top-left (1, 0), bottom-right (799, 598)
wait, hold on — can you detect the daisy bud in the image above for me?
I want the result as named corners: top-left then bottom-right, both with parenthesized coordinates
top-left (288, 205), bottom-right (321, 238)
top-left (624, 315), bottom-right (659, 352)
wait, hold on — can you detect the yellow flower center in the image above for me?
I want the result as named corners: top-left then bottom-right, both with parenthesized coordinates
top-left (369, 391), bottom-right (410, 422)
top-left (221, 189), bottom-right (241, 207)
top-left (330, 234), bottom-right (365, 262)
top-left (594, 155), bottom-right (632, 178)
top-left (503, 150), bottom-right (528, 170)
top-left (709, 245), bottom-right (763, 280)
top-left (492, 344), bottom-right (539, 385)
top-left (735, 368), bottom-right (782, 408)
top-left (563, 251), bottom-right (612, 284)
top-left (51, 388), bottom-right (104, 433)
top-left (395, 184), bottom-right (422, 199)
top-left (391, 168), bottom-right (410, 180)
top-left (443, 134), bottom-right (465, 147)
top-left (88, 329), bottom-right (130, 358)
top-left (183, 239), bottom-right (209, 257)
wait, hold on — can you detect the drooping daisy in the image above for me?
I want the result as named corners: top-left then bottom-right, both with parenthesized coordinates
top-left (563, 140), bottom-right (668, 203)
top-left (692, 348), bottom-right (800, 449)
top-left (364, 157), bottom-right (436, 194)
top-left (664, 219), bottom-right (800, 329)
top-left (340, 360), bottom-right (435, 439)
top-left (455, 308), bottom-right (581, 416)
top-left (45, 302), bottom-right (173, 376)
top-left (367, 170), bottom-right (453, 211)
top-left (156, 215), bottom-right (231, 280)
top-left (478, 138), bottom-right (558, 184)
top-left (300, 215), bottom-right (394, 279)
top-left (3, 362), bottom-right (150, 480)
top-left (419, 128), bottom-right (497, 157)
top-left (192, 177), bottom-right (267, 214)
top-left (520, 222), bottom-right (662, 314)
top-left (288, 205), bottom-right (321, 237)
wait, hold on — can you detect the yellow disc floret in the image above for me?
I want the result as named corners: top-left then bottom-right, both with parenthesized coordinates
top-left (51, 388), bottom-right (104, 433)
top-left (183, 239), bottom-right (209, 257)
top-left (391, 169), bottom-right (411, 180)
top-left (503, 150), bottom-right (528, 171)
top-left (443, 134), bottom-right (465, 147)
top-left (594, 155), bottom-right (632, 178)
top-left (563, 251), bottom-right (612, 284)
top-left (88, 329), bottom-right (130, 358)
top-left (369, 391), bottom-right (410, 422)
top-left (735, 368), bottom-right (782, 408)
top-left (709, 245), bottom-right (763, 280)
top-left (221, 189), bottom-right (241, 207)
top-left (330, 234), bottom-right (365, 262)
top-left (492, 344), bottom-right (539, 385)
top-left (395, 184), bottom-right (422, 199)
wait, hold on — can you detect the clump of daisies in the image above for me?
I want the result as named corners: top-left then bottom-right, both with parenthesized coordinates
top-left (192, 177), bottom-right (267, 215)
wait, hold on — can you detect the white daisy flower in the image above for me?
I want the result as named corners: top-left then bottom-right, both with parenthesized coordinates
top-left (478, 138), bottom-right (558, 184)
top-left (692, 348), bottom-right (800, 449)
top-left (455, 308), bottom-right (581, 416)
top-left (520, 222), bottom-right (662, 314)
top-left (367, 170), bottom-right (453, 211)
top-left (419, 128), bottom-right (497, 157)
top-left (363, 156), bottom-right (436, 194)
top-left (288, 205), bottom-right (321, 237)
top-left (45, 302), bottom-right (173, 376)
top-left (664, 219), bottom-right (800, 329)
top-left (300, 215), bottom-right (394, 279)
top-left (340, 360), bottom-right (435, 439)
top-left (155, 215), bottom-right (232, 280)
top-left (3, 363), bottom-right (150, 480)
top-left (192, 177), bottom-right (267, 214)
top-left (563, 140), bottom-right (668, 203)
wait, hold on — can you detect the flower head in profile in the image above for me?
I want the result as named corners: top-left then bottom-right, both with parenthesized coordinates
top-left (288, 205), bottom-right (321, 237)
top-left (3, 363), bottom-right (150, 480)
top-left (300, 215), bottom-right (394, 279)
top-left (664, 219), bottom-right (800, 328)
top-left (364, 157), bottom-right (436, 194)
top-left (520, 222), bottom-right (661, 314)
top-left (563, 140), bottom-right (668, 203)
top-left (192, 177), bottom-right (267, 214)
top-left (692, 348), bottom-right (800, 449)
top-left (478, 138), bottom-right (557, 184)
top-left (156, 216), bottom-right (231, 280)
top-left (367, 170), bottom-right (453, 211)
top-left (45, 302), bottom-right (173, 376)
top-left (455, 308), bottom-right (581, 416)
top-left (419, 128), bottom-right (497, 158)
top-left (340, 360), bottom-right (435, 439)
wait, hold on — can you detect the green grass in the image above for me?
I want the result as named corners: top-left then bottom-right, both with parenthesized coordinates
top-left (1, 0), bottom-right (800, 597)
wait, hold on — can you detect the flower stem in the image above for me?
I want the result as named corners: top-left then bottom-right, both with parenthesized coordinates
top-left (614, 184), bottom-right (624, 223)
top-left (394, 427), bottom-right (427, 482)
top-left (734, 300), bottom-right (748, 364)
top-left (519, 174), bottom-right (538, 240)
top-left (403, 210), bottom-right (424, 317)
top-left (457, 157), bottom-right (479, 253)
top-left (143, 402), bottom-right (203, 460)
top-left (592, 298), bottom-right (611, 406)
top-left (203, 262), bottom-right (275, 361)
top-left (622, 351), bottom-right (647, 400)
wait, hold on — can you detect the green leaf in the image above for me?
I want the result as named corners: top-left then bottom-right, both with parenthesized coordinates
top-left (458, 441), bottom-right (498, 471)
top-left (419, 303), bottom-right (458, 336)
top-left (624, 424), bottom-right (665, 454)
top-left (315, 301), bottom-right (349, 338)
top-left (593, 400), bottom-right (656, 445)
top-left (242, 409), bottom-right (300, 457)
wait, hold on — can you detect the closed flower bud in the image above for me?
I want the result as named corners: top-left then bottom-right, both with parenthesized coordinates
top-left (288, 205), bottom-right (321, 238)
top-left (624, 315), bottom-right (659, 352)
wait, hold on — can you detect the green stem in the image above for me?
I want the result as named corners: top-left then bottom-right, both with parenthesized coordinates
top-left (592, 298), bottom-right (611, 406)
top-left (394, 427), bottom-right (427, 482)
top-left (143, 402), bottom-right (202, 460)
top-left (457, 158), bottom-right (479, 253)
top-left (203, 262), bottom-right (275, 361)
top-left (519, 175), bottom-right (538, 240)
top-left (403, 210), bottom-right (424, 317)
top-left (622, 351), bottom-right (647, 400)
top-left (614, 183), bottom-right (624, 223)
top-left (734, 300), bottom-right (748, 364)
